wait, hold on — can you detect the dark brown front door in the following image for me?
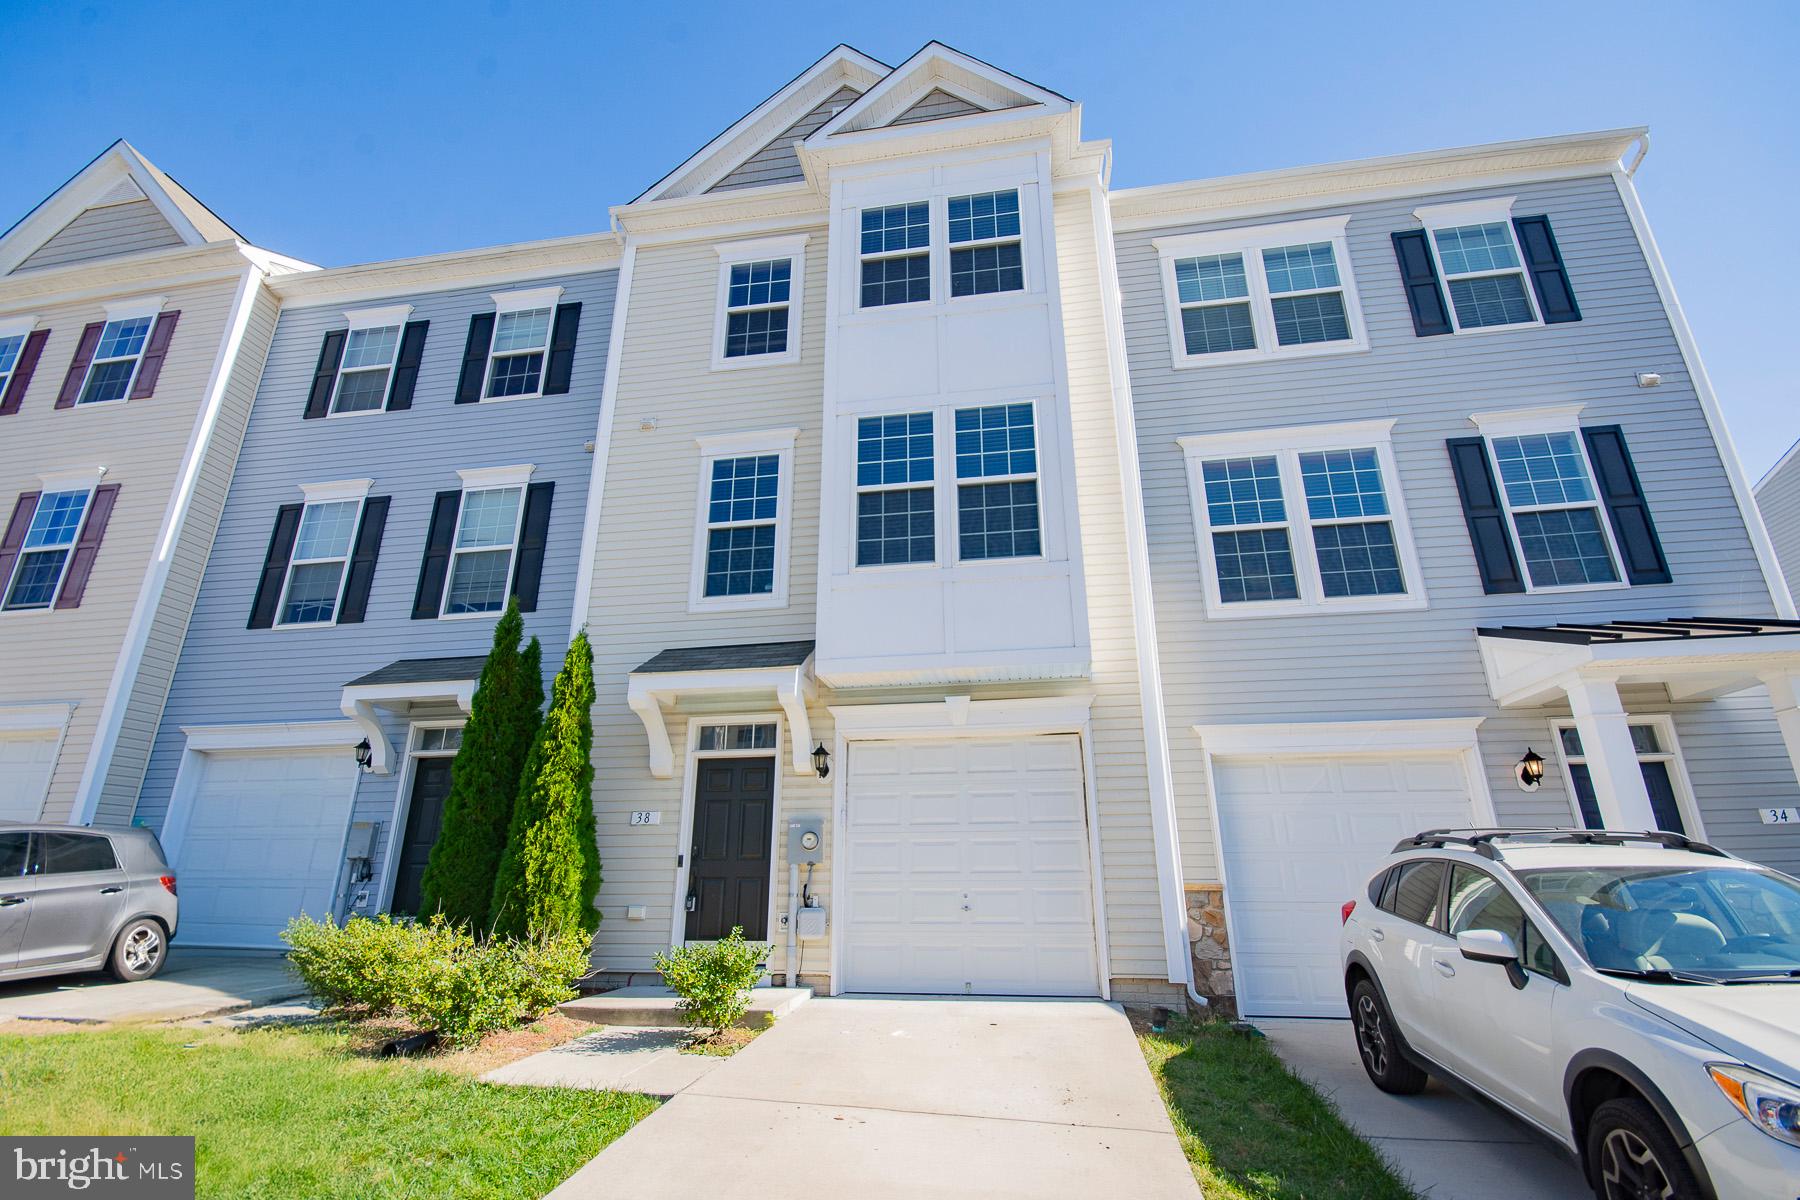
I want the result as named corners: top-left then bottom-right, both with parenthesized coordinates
top-left (685, 757), bottom-right (773, 941)
top-left (392, 757), bottom-right (453, 916)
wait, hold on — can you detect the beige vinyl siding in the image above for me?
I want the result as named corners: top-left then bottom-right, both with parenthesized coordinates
top-left (91, 286), bottom-right (281, 824)
top-left (1756, 449), bottom-right (1800, 599)
top-left (14, 201), bottom-right (185, 272)
top-left (708, 86), bottom-right (860, 193)
top-left (0, 272), bottom-right (247, 821)
top-left (891, 89), bottom-right (984, 126)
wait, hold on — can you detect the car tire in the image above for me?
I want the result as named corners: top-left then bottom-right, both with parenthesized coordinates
top-left (1585, 1097), bottom-right (1702, 1200)
top-left (1350, 978), bottom-right (1429, 1094)
top-left (106, 918), bottom-right (167, 982)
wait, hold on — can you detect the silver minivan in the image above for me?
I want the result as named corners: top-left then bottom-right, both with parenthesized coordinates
top-left (0, 823), bottom-right (179, 983)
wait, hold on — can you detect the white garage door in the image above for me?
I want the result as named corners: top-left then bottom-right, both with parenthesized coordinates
top-left (1216, 753), bottom-right (1475, 1017)
top-left (0, 732), bottom-right (58, 821)
top-left (843, 735), bottom-right (1099, 996)
top-left (173, 749), bottom-right (359, 948)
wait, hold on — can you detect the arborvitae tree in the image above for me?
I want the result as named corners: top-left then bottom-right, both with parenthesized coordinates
top-left (489, 629), bottom-right (601, 939)
top-left (417, 599), bottom-right (544, 931)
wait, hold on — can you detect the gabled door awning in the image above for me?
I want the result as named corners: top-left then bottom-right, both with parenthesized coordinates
top-left (626, 641), bottom-right (816, 778)
top-left (1476, 617), bottom-right (1800, 707)
top-left (339, 655), bottom-right (486, 774)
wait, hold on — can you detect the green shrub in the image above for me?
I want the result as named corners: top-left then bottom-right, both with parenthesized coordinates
top-left (653, 927), bottom-right (771, 1037)
top-left (281, 915), bottom-right (589, 1045)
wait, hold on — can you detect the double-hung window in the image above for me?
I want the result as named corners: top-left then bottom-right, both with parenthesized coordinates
top-left (1466, 407), bottom-right (1623, 591)
top-left (690, 430), bottom-right (795, 609)
top-left (1180, 419), bottom-right (1425, 616)
top-left (444, 479), bottom-right (525, 616)
top-left (0, 332), bottom-right (25, 397)
top-left (485, 307), bottom-right (553, 399)
top-left (1413, 199), bottom-right (1538, 331)
top-left (860, 202), bottom-right (932, 308)
top-left (79, 316), bottom-right (152, 404)
top-left (275, 481), bottom-right (370, 626)
top-left (713, 236), bottom-right (806, 368)
top-left (855, 412), bottom-right (936, 566)
top-left (2, 488), bottom-right (92, 610)
top-left (1552, 716), bottom-right (1696, 836)
top-left (948, 190), bottom-right (1024, 297)
top-left (955, 402), bottom-right (1040, 559)
top-left (1156, 216), bottom-right (1365, 367)
top-left (332, 325), bottom-right (402, 414)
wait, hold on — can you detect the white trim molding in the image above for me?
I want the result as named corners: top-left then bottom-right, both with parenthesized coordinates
top-left (455, 463), bottom-right (534, 490)
top-left (628, 660), bottom-right (817, 779)
top-left (491, 284), bottom-right (563, 314)
top-left (1194, 715), bottom-right (1489, 759)
top-left (343, 302), bottom-right (413, 330)
top-left (828, 693), bottom-right (1096, 739)
top-left (0, 701), bottom-right (77, 735)
top-left (35, 465), bottom-right (107, 494)
top-left (1467, 402), bottom-right (1586, 440)
top-left (338, 680), bottom-right (477, 776)
top-left (102, 293), bottom-right (167, 322)
top-left (298, 477), bottom-right (374, 504)
top-left (179, 720), bottom-right (365, 753)
top-left (0, 314), bottom-right (39, 339)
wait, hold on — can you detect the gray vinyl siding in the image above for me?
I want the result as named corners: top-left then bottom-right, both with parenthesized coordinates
top-left (1115, 172), bottom-right (1800, 878)
top-left (14, 201), bottom-right (185, 272)
top-left (891, 89), bottom-right (985, 126)
top-left (139, 269), bottom-right (618, 897)
top-left (1756, 448), bottom-right (1800, 599)
top-left (709, 86), bottom-right (860, 193)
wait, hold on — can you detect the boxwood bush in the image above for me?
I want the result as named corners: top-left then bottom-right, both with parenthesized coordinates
top-left (653, 927), bottom-right (771, 1038)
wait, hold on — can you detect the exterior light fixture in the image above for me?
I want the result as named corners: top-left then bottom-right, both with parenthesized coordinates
top-left (811, 742), bottom-right (831, 779)
top-left (354, 738), bottom-right (374, 772)
top-left (1515, 747), bottom-right (1545, 792)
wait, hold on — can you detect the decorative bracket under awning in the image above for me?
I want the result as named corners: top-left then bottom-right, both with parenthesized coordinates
top-left (338, 656), bottom-right (484, 775)
top-left (626, 641), bottom-right (817, 778)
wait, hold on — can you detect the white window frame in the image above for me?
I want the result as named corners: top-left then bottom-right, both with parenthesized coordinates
top-left (851, 183), bottom-right (1037, 315)
top-left (439, 463), bottom-right (534, 620)
top-left (1469, 404), bottom-right (1626, 595)
top-left (272, 478), bottom-right (373, 629)
top-left (1548, 713), bottom-right (1706, 839)
top-left (1178, 418), bottom-right (1426, 619)
top-left (1, 467), bottom-right (103, 613)
top-left (329, 304), bottom-right (412, 418)
top-left (76, 295), bottom-right (165, 407)
top-left (0, 315), bottom-right (36, 399)
top-left (852, 408), bottom-right (940, 571)
top-left (1154, 216), bottom-right (1368, 369)
top-left (945, 188), bottom-right (1026, 299)
top-left (1413, 197), bottom-right (1541, 335)
top-left (712, 235), bottom-right (807, 370)
top-left (688, 428), bottom-right (797, 612)
top-left (482, 286), bottom-right (561, 403)
top-left (953, 400), bottom-right (1044, 563)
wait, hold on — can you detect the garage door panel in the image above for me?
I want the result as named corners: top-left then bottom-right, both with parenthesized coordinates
top-left (967, 838), bottom-right (1023, 873)
top-left (1276, 762), bottom-right (1333, 793)
top-left (1216, 761), bottom-right (1273, 793)
top-left (0, 733), bottom-right (59, 822)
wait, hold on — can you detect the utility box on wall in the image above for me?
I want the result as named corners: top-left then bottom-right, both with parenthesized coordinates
top-left (786, 817), bottom-right (822, 864)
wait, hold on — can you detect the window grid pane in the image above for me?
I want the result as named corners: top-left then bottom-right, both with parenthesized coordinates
top-left (948, 190), bottom-right (1021, 243)
top-left (293, 500), bottom-right (360, 561)
top-left (23, 491), bottom-right (90, 549)
top-left (950, 242), bottom-right (1024, 297)
top-left (5, 550), bottom-right (70, 608)
top-left (1213, 528), bottom-right (1298, 603)
top-left (1492, 433), bottom-right (1595, 507)
top-left (857, 412), bottom-right (934, 487)
top-left (80, 359), bottom-right (136, 404)
top-left (1270, 292), bottom-right (1350, 346)
top-left (860, 203), bottom-right (930, 254)
top-left (1513, 507), bottom-right (1618, 587)
top-left (281, 560), bottom-right (346, 624)
top-left (455, 488), bottom-right (521, 549)
top-left (1312, 521), bottom-right (1405, 597)
top-left (1261, 242), bottom-right (1340, 294)
top-left (341, 326), bottom-right (399, 369)
top-left (444, 549), bottom-right (511, 614)
top-left (1448, 274), bottom-right (1533, 328)
top-left (95, 317), bottom-right (151, 361)
top-left (1299, 448), bottom-right (1389, 520)
top-left (727, 260), bottom-right (792, 309)
top-left (708, 455), bottom-right (780, 525)
top-left (1202, 457), bottom-right (1285, 527)
top-left (860, 255), bottom-right (930, 307)
top-left (492, 308), bottom-right (551, 353)
top-left (332, 368), bottom-right (390, 413)
top-left (724, 308), bottom-right (789, 358)
top-left (1433, 223), bottom-right (1520, 275)
top-left (954, 403), bottom-right (1035, 479)
top-left (705, 525), bottom-right (776, 596)
top-left (1174, 254), bottom-right (1248, 303)
top-left (1180, 303), bottom-right (1256, 355)
top-left (0, 334), bottom-right (22, 378)
top-left (958, 480), bottom-right (1041, 560)
top-left (857, 487), bottom-right (934, 565)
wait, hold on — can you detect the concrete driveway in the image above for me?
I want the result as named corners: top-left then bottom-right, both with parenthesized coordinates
top-left (1258, 1018), bottom-right (1590, 1200)
top-left (0, 949), bottom-right (306, 1025)
top-left (550, 996), bottom-right (1198, 1199)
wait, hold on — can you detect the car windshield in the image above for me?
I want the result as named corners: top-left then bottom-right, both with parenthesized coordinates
top-left (1519, 864), bottom-right (1800, 981)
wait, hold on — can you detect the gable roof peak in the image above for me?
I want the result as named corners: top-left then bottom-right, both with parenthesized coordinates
top-left (811, 40), bottom-right (1071, 139)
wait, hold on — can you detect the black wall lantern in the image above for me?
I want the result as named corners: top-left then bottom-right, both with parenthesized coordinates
top-left (354, 738), bottom-right (374, 772)
top-left (811, 742), bottom-right (831, 779)
top-left (1515, 747), bottom-right (1545, 792)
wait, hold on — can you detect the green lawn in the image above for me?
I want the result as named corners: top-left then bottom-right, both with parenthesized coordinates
top-left (0, 1025), bottom-right (657, 1200)
top-left (1140, 1020), bottom-right (1416, 1200)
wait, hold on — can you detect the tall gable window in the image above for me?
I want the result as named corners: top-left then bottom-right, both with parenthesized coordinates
top-left (948, 189), bottom-right (1023, 297)
top-left (860, 202), bottom-right (931, 307)
top-left (1155, 216), bottom-right (1366, 368)
top-left (79, 316), bottom-right (151, 404)
top-left (3, 488), bottom-right (91, 609)
top-left (690, 428), bottom-right (796, 610)
top-left (1180, 419), bottom-right (1425, 617)
top-left (713, 235), bottom-right (807, 369)
top-left (856, 412), bottom-right (935, 565)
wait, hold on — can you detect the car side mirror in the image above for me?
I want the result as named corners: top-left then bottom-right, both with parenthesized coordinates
top-left (1457, 928), bottom-right (1520, 964)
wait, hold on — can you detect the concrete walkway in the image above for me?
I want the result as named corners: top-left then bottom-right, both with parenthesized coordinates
top-left (1257, 1018), bottom-right (1590, 1200)
top-left (0, 949), bottom-right (305, 1025)
top-left (483, 1025), bottom-right (726, 1095)
top-left (549, 996), bottom-right (1198, 1199)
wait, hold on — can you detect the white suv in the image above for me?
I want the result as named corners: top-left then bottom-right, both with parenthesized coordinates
top-left (1339, 829), bottom-right (1800, 1200)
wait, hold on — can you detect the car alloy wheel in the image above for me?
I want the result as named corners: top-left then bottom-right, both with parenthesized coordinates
top-left (1598, 1127), bottom-right (1674, 1200)
top-left (1355, 992), bottom-right (1389, 1076)
top-left (122, 924), bottom-right (162, 975)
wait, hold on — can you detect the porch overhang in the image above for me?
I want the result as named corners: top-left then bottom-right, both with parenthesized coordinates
top-left (338, 655), bottom-right (485, 775)
top-left (627, 641), bottom-right (817, 779)
top-left (1477, 618), bottom-right (1800, 708)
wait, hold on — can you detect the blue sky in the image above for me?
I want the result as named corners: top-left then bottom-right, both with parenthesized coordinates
top-left (5, 0), bottom-right (1797, 474)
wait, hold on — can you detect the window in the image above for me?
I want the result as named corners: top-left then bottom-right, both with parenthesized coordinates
top-left (33, 831), bottom-right (118, 875)
top-left (0, 332), bottom-right (24, 397)
top-left (0, 831), bottom-right (25, 876)
top-left (1466, 408), bottom-right (1624, 592)
top-left (79, 316), bottom-right (152, 404)
top-left (713, 236), bottom-right (806, 368)
top-left (860, 202), bottom-right (931, 307)
top-left (856, 412), bottom-right (935, 566)
top-left (1553, 717), bottom-right (1695, 837)
top-left (3, 488), bottom-right (92, 610)
top-left (1447, 864), bottom-right (1563, 981)
top-left (417, 726), bottom-right (463, 753)
top-left (1180, 420), bottom-right (1424, 617)
top-left (703, 455), bottom-right (779, 597)
top-left (956, 402), bottom-right (1040, 560)
top-left (1384, 860), bottom-right (1445, 927)
top-left (277, 498), bottom-right (363, 625)
top-left (1414, 199), bottom-right (1538, 332)
top-left (1155, 216), bottom-right (1366, 367)
top-left (948, 189), bottom-right (1023, 297)
top-left (331, 324), bottom-right (402, 414)
top-left (697, 722), bottom-right (777, 751)
top-left (444, 485), bottom-right (524, 615)
top-left (485, 308), bottom-right (552, 399)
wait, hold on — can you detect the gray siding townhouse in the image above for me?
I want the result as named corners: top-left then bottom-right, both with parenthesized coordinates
top-left (1756, 440), bottom-right (1800, 599)
top-left (135, 240), bottom-right (618, 947)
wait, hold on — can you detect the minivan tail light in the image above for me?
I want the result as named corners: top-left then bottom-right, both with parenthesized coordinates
top-left (1340, 900), bottom-right (1356, 925)
top-left (159, 874), bottom-right (177, 896)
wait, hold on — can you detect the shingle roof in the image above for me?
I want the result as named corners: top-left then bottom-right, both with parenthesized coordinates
top-left (346, 655), bottom-right (488, 688)
top-left (1475, 617), bottom-right (1800, 645)
top-left (633, 641), bottom-right (815, 674)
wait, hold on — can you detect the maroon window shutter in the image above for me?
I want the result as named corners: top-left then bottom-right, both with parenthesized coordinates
top-left (0, 329), bottom-right (49, 416)
top-left (55, 323), bottom-right (104, 409)
top-left (128, 311), bottom-right (181, 399)
top-left (53, 484), bottom-right (120, 609)
top-left (0, 491), bottom-right (42, 600)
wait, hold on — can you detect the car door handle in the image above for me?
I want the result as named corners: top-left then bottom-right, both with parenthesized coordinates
top-left (0, 895), bottom-right (25, 907)
top-left (99, 887), bottom-right (123, 895)
top-left (1434, 957), bottom-right (1456, 978)
top-left (1369, 927), bottom-right (1385, 943)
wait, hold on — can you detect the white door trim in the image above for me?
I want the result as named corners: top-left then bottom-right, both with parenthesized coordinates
top-left (374, 719), bottom-right (466, 916)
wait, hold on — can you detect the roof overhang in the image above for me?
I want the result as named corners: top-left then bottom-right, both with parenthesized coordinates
top-left (627, 645), bottom-right (817, 778)
top-left (1477, 619), bottom-right (1800, 708)
top-left (339, 657), bottom-right (485, 775)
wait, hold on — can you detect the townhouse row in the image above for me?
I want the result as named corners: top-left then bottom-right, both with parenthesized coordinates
top-left (4, 44), bottom-right (1798, 1016)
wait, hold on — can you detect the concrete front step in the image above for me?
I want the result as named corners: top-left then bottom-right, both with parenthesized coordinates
top-left (558, 985), bottom-right (811, 1029)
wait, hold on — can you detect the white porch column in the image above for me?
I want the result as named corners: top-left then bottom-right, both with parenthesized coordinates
top-left (1760, 671), bottom-right (1800, 789)
top-left (1563, 676), bottom-right (1657, 829)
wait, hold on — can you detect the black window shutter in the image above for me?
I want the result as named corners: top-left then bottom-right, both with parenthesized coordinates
top-left (509, 481), bottom-right (555, 612)
top-left (1582, 425), bottom-right (1670, 584)
top-left (337, 496), bottom-right (391, 623)
top-left (1392, 230), bottom-right (1453, 337)
top-left (384, 321), bottom-right (430, 411)
top-left (1513, 216), bottom-right (1581, 324)
top-left (412, 490), bottom-right (463, 619)
top-left (304, 330), bottom-right (347, 419)
top-left (542, 303), bottom-right (582, 395)
top-left (248, 503), bottom-right (304, 628)
top-left (1446, 437), bottom-right (1526, 594)
top-left (454, 314), bottom-right (496, 405)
